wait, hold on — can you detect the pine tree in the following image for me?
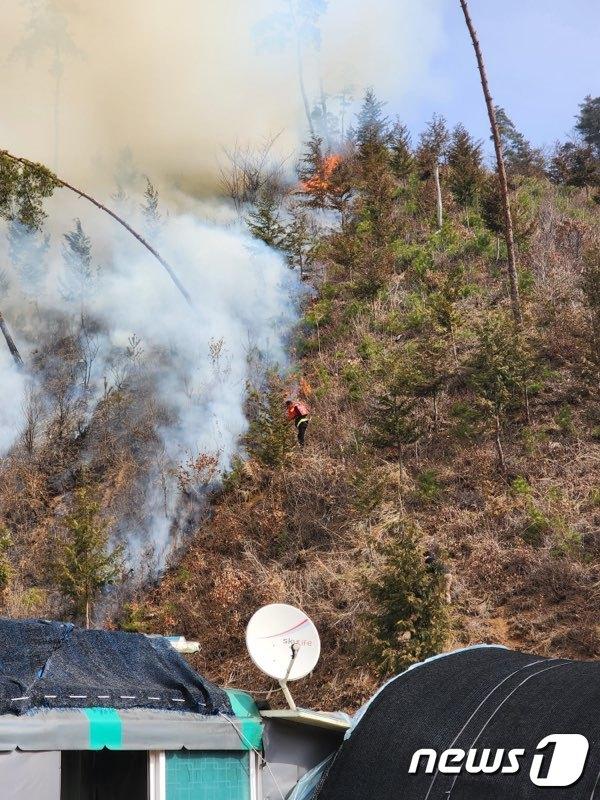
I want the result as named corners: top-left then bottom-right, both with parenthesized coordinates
top-left (495, 107), bottom-right (546, 177)
top-left (8, 220), bottom-right (50, 295)
top-left (575, 95), bottom-right (600, 158)
top-left (57, 486), bottom-right (123, 628)
top-left (60, 218), bottom-right (94, 303)
top-left (310, 93), bottom-right (341, 148)
top-left (417, 115), bottom-right (449, 228)
top-left (424, 259), bottom-right (470, 364)
top-left (10, 0), bottom-right (82, 169)
top-left (253, 0), bottom-right (328, 135)
top-left (246, 192), bottom-right (286, 249)
top-left (389, 119), bottom-right (413, 181)
top-left (366, 518), bottom-right (449, 675)
top-left (481, 175), bottom-right (537, 248)
top-left (0, 152), bottom-right (58, 230)
top-left (480, 174), bottom-right (504, 235)
top-left (244, 376), bottom-right (293, 468)
top-left (418, 114), bottom-right (450, 167)
top-left (549, 141), bottom-right (600, 192)
top-left (298, 135), bottom-right (353, 220)
top-left (298, 135), bottom-right (326, 208)
top-left (447, 123), bottom-right (485, 209)
top-left (140, 177), bottom-right (161, 235)
top-left (370, 362), bottom-right (425, 460)
top-left (354, 88), bottom-right (390, 173)
top-left (283, 208), bottom-right (316, 279)
top-left (414, 332), bottom-right (448, 429)
top-left (114, 147), bottom-right (140, 194)
top-left (351, 91), bottom-right (398, 270)
top-left (469, 313), bottom-right (535, 470)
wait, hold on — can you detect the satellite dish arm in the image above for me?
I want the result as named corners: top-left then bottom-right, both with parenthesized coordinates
top-left (279, 643), bottom-right (300, 711)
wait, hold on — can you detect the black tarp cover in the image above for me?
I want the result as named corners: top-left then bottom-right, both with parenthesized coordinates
top-left (315, 645), bottom-right (600, 800)
top-left (0, 618), bottom-right (231, 716)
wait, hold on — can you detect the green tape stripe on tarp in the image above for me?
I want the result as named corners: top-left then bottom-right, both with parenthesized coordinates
top-left (225, 689), bottom-right (263, 750)
top-left (83, 708), bottom-right (123, 750)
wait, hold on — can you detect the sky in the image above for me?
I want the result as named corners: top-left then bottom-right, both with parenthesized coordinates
top-left (0, 1), bottom-right (597, 191)
top-left (394, 0), bottom-right (600, 157)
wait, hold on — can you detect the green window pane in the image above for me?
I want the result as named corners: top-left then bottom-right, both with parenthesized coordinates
top-left (166, 751), bottom-right (250, 800)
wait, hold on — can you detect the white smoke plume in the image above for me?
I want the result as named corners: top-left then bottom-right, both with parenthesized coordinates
top-left (0, 0), bottom-right (443, 576)
top-left (0, 349), bottom-right (27, 454)
top-left (0, 195), bottom-right (301, 571)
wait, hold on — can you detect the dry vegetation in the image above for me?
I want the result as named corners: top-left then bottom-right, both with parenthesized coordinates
top-left (134, 100), bottom-right (600, 711)
top-left (1, 92), bottom-right (599, 714)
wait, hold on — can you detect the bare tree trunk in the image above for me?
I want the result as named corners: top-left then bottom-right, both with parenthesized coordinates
top-left (53, 47), bottom-right (61, 170)
top-left (524, 385), bottom-right (531, 424)
top-left (54, 74), bottom-right (60, 170)
top-left (85, 599), bottom-right (90, 630)
top-left (288, 1), bottom-right (314, 137)
top-left (449, 324), bottom-right (458, 366)
top-left (295, 39), bottom-right (315, 137)
top-left (319, 77), bottom-right (332, 150)
top-left (434, 162), bottom-right (443, 230)
top-left (494, 413), bottom-right (506, 473)
top-left (459, 0), bottom-right (523, 325)
top-left (0, 309), bottom-right (23, 366)
top-left (0, 150), bottom-right (192, 307)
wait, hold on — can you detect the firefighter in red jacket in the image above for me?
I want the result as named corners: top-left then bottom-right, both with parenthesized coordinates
top-left (285, 398), bottom-right (310, 447)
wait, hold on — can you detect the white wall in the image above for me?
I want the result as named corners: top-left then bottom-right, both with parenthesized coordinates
top-left (0, 750), bottom-right (61, 800)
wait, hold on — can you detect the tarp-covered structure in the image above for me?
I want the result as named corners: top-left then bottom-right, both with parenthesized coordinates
top-left (313, 645), bottom-right (600, 800)
top-left (0, 618), bottom-right (270, 754)
top-left (0, 618), bottom-right (230, 716)
top-left (0, 619), bottom-right (265, 800)
top-left (0, 618), bottom-right (348, 799)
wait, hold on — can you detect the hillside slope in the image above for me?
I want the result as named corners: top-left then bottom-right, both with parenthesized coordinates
top-left (136, 120), bottom-right (600, 710)
top-left (1, 97), bottom-right (599, 715)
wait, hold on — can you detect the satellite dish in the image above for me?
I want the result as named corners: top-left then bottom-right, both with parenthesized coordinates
top-left (246, 603), bottom-right (321, 682)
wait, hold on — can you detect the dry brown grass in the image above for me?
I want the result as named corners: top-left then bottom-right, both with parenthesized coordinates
top-left (1, 181), bottom-right (599, 714)
top-left (136, 182), bottom-right (600, 712)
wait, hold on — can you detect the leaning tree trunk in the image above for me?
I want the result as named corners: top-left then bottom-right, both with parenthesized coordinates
top-left (0, 309), bottom-right (23, 366)
top-left (0, 150), bottom-right (192, 307)
top-left (459, 0), bottom-right (523, 325)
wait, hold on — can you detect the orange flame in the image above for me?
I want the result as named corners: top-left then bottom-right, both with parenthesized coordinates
top-left (300, 154), bottom-right (343, 194)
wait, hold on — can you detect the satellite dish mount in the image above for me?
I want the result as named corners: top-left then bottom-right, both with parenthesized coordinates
top-left (279, 641), bottom-right (300, 710)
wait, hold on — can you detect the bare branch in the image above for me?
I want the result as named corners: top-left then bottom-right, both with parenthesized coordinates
top-left (218, 132), bottom-right (289, 212)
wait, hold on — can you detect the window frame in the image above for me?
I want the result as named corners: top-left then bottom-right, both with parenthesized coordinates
top-left (148, 749), bottom-right (261, 800)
